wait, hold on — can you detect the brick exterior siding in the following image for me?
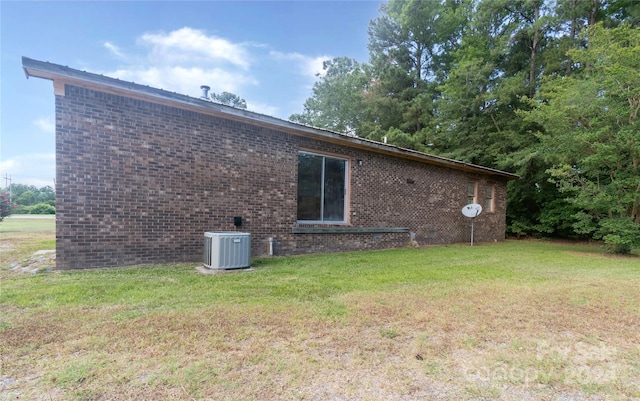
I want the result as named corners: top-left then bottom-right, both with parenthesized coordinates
top-left (55, 84), bottom-right (509, 269)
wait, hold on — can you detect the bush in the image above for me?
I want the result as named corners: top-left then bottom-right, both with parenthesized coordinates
top-left (27, 203), bottom-right (56, 215)
top-left (0, 191), bottom-right (16, 221)
top-left (596, 217), bottom-right (640, 255)
top-left (14, 205), bottom-right (31, 214)
top-left (13, 203), bottom-right (56, 215)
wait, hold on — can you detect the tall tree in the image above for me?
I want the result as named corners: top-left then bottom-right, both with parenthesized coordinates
top-left (523, 23), bottom-right (640, 253)
top-left (289, 57), bottom-right (368, 135)
top-left (434, 0), bottom-right (549, 162)
top-left (608, 0), bottom-right (640, 26)
top-left (364, 0), bottom-right (466, 144)
top-left (434, 0), bottom-right (590, 238)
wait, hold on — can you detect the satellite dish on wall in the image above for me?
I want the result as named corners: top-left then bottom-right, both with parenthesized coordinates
top-left (461, 203), bottom-right (483, 246)
top-left (461, 203), bottom-right (482, 218)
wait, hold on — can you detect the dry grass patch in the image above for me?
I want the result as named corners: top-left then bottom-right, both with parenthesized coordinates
top-left (1, 225), bottom-right (639, 400)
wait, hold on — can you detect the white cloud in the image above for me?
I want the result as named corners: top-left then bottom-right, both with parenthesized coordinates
top-left (104, 41), bottom-right (126, 59)
top-left (140, 27), bottom-right (251, 69)
top-left (0, 158), bottom-right (19, 174)
top-left (109, 65), bottom-right (257, 98)
top-left (270, 51), bottom-right (332, 78)
top-left (246, 101), bottom-right (280, 117)
top-left (101, 27), bottom-right (260, 99)
top-left (96, 27), bottom-right (331, 119)
top-left (34, 116), bottom-right (55, 134)
top-left (0, 153), bottom-right (55, 187)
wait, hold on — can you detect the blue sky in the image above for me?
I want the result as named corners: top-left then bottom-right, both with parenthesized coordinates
top-left (1, 0), bottom-right (383, 187)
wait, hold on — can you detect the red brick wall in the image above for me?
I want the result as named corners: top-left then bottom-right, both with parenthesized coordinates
top-left (55, 84), bottom-right (508, 269)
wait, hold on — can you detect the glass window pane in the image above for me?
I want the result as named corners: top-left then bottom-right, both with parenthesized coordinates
top-left (485, 185), bottom-right (493, 211)
top-left (297, 153), bottom-right (323, 220)
top-left (323, 157), bottom-right (346, 221)
top-left (467, 182), bottom-right (476, 196)
top-left (467, 182), bottom-right (476, 204)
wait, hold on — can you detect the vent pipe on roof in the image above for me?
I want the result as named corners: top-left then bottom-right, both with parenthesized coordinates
top-left (200, 85), bottom-right (210, 100)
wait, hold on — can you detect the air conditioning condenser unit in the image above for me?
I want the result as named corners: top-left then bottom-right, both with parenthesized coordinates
top-left (204, 231), bottom-right (251, 269)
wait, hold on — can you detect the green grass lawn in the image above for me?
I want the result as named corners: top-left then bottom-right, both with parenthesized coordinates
top-left (1, 224), bottom-right (639, 400)
top-left (0, 216), bottom-right (55, 270)
top-left (0, 214), bottom-right (55, 233)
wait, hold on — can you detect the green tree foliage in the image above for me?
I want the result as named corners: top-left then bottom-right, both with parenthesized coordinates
top-left (290, 0), bottom-right (638, 250)
top-left (522, 23), bottom-right (640, 253)
top-left (210, 91), bottom-right (247, 109)
top-left (290, 57), bottom-right (368, 135)
top-left (10, 184), bottom-right (56, 214)
top-left (363, 0), bottom-right (465, 146)
top-left (434, 0), bottom-right (576, 238)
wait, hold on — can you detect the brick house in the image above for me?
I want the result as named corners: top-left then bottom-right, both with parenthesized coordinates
top-left (23, 57), bottom-right (518, 269)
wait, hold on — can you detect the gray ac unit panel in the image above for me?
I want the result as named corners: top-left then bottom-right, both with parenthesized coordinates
top-left (204, 232), bottom-right (251, 269)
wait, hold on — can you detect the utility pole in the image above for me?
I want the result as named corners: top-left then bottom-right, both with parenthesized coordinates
top-left (3, 173), bottom-right (11, 202)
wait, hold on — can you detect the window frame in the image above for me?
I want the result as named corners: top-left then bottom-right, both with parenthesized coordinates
top-left (296, 150), bottom-right (349, 224)
top-left (484, 184), bottom-right (495, 212)
top-left (466, 181), bottom-right (478, 205)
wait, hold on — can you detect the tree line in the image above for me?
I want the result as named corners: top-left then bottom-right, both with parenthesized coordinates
top-left (290, 0), bottom-right (640, 253)
top-left (1, 184), bottom-right (55, 216)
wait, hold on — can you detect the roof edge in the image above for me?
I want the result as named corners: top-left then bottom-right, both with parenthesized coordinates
top-left (22, 56), bottom-right (519, 180)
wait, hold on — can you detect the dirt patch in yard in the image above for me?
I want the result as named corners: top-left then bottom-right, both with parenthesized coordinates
top-left (6, 249), bottom-right (56, 276)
